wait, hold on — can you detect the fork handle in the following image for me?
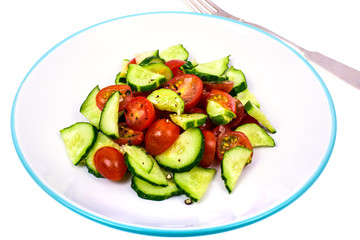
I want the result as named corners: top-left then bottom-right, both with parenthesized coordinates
top-left (240, 19), bottom-right (360, 89)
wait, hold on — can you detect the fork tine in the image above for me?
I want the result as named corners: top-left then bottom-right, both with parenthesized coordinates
top-left (195, 0), bottom-right (218, 14)
top-left (182, 0), bottom-right (204, 13)
top-left (182, 0), bottom-right (215, 15)
top-left (202, 0), bottom-right (221, 12)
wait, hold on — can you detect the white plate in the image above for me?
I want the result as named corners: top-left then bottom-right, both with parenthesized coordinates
top-left (11, 12), bottom-right (336, 237)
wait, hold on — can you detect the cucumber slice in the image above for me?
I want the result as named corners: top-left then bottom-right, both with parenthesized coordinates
top-left (221, 146), bottom-right (253, 193)
top-left (143, 63), bottom-right (173, 81)
top-left (124, 145), bottom-right (166, 186)
top-left (155, 128), bottom-right (204, 172)
top-left (159, 44), bottom-right (189, 62)
top-left (244, 101), bottom-right (276, 133)
top-left (60, 122), bottom-right (98, 165)
top-left (127, 64), bottom-right (167, 92)
top-left (170, 113), bottom-right (207, 130)
top-left (174, 166), bottom-right (216, 202)
top-left (224, 66), bottom-right (248, 96)
top-left (206, 100), bottom-right (236, 125)
top-left (134, 49), bottom-right (159, 64)
top-left (85, 132), bottom-right (121, 177)
top-left (79, 85), bottom-right (102, 127)
top-left (236, 89), bottom-right (260, 108)
top-left (115, 59), bottom-right (130, 84)
top-left (235, 123), bottom-right (275, 147)
top-left (184, 68), bottom-right (229, 82)
top-left (99, 91), bottom-right (121, 138)
top-left (139, 56), bottom-right (165, 66)
top-left (131, 175), bottom-right (183, 201)
top-left (122, 145), bottom-right (154, 174)
top-left (195, 56), bottom-right (230, 76)
top-left (147, 89), bottom-right (184, 115)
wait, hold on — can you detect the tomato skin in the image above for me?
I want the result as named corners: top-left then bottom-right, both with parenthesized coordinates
top-left (216, 131), bottom-right (253, 161)
top-left (96, 85), bottom-right (132, 111)
top-left (212, 125), bottom-right (231, 139)
top-left (127, 58), bottom-right (137, 65)
top-left (202, 81), bottom-right (234, 93)
top-left (94, 147), bottom-right (127, 181)
top-left (113, 123), bottom-right (144, 146)
top-left (206, 89), bottom-right (236, 114)
top-left (125, 96), bottom-right (155, 131)
top-left (227, 98), bottom-right (245, 129)
top-left (199, 130), bottom-right (216, 168)
top-left (197, 89), bottom-right (209, 108)
top-left (164, 74), bottom-right (203, 112)
top-left (144, 119), bottom-right (180, 156)
top-left (188, 107), bottom-right (214, 130)
top-left (165, 60), bottom-right (186, 77)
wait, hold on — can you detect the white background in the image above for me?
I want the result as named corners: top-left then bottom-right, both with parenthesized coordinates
top-left (2, 0), bottom-right (360, 239)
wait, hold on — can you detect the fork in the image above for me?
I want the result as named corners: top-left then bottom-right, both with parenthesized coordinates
top-left (182, 0), bottom-right (360, 89)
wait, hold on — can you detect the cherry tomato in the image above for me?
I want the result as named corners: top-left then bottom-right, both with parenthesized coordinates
top-left (125, 96), bottom-right (155, 131)
top-left (96, 85), bottom-right (132, 111)
top-left (132, 90), bottom-right (151, 98)
top-left (165, 60), bottom-right (186, 77)
top-left (227, 98), bottom-right (245, 129)
top-left (212, 125), bottom-right (231, 139)
top-left (206, 89), bottom-right (236, 114)
top-left (164, 74), bottom-right (203, 112)
top-left (216, 131), bottom-right (253, 161)
top-left (188, 107), bottom-right (214, 130)
top-left (144, 119), bottom-right (180, 155)
top-left (199, 130), bottom-right (216, 168)
top-left (202, 81), bottom-right (234, 93)
top-left (113, 123), bottom-right (144, 146)
top-left (94, 147), bottom-right (127, 181)
top-left (196, 89), bottom-right (209, 108)
top-left (127, 58), bottom-right (137, 65)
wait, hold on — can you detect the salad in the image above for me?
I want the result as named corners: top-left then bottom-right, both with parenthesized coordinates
top-left (60, 44), bottom-right (276, 204)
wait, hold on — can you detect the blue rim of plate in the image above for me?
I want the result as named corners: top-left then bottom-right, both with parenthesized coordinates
top-left (11, 11), bottom-right (337, 237)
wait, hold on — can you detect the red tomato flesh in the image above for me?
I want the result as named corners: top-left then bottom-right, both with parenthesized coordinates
top-left (164, 74), bottom-right (203, 112)
top-left (165, 60), bottom-right (186, 77)
top-left (96, 85), bottom-right (132, 111)
top-left (125, 96), bottom-right (155, 131)
top-left (113, 123), bottom-right (144, 146)
top-left (216, 131), bottom-right (253, 161)
top-left (227, 98), bottom-right (245, 129)
top-left (199, 130), bottom-right (216, 168)
top-left (94, 147), bottom-right (127, 181)
top-left (144, 119), bottom-right (180, 156)
top-left (202, 81), bottom-right (234, 93)
top-left (206, 89), bottom-right (236, 114)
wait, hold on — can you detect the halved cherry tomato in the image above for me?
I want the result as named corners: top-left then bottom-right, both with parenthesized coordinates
top-left (125, 96), bottom-right (155, 131)
top-left (94, 147), bottom-right (127, 181)
top-left (164, 74), bottom-right (203, 112)
top-left (199, 130), bottom-right (216, 168)
top-left (96, 85), bottom-right (132, 111)
top-left (202, 81), bottom-right (234, 93)
top-left (197, 89), bottom-right (209, 108)
top-left (144, 119), bottom-right (180, 155)
top-left (188, 107), bottom-right (214, 130)
top-left (206, 89), bottom-right (236, 114)
top-left (113, 122), bottom-right (144, 146)
top-left (127, 58), bottom-right (137, 66)
top-left (165, 60), bottom-right (186, 77)
top-left (212, 125), bottom-right (231, 139)
top-left (227, 98), bottom-right (245, 129)
top-left (216, 131), bottom-right (253, 161)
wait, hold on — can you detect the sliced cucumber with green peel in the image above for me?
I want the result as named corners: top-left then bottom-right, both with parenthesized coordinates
top-left (143, 63), bottom-right (173, 81)
top-left (85, 132), bottom-right (121, 177)
top-left (235, 123), bottom-right (275, 147)
top-left (99, 91), bottom-right (121, 139)
top-left (131, 175), bottom-right (183, 201)
top-left (170, 113), bottom-right (207, 130)
top-left (206, 100), bottom-right (236, 125)
top-left (224, 66), bottom-right (247, 96)
top-left (174, 166), bottom-right (216, 202)
top-left (139, 56), bottom-right (165, 66)
top-left (134, 49), bottom-right (159, 64)
top-left (115, 59), bottom-right (130, 84)
top-left (221, 146), bottom-right (253, 193)
top-left (159, 44), bottom-right (189, 62)
top-left (60, 122), bottom-right (98, 165)
top-left (155, 128), bottom-right (204, 172)
top-left (79, 85), bottom-right (102, 127)
top-left (236, 89), bottom-right (260, 108)
top-left (147, 88), bottom-right (184, 115)
top-left (127, 64), bottom-right (167, 92)
top-left (244, 101), bottom-right (276, 133)
top-left (122, 145), bottom-right (154, 174)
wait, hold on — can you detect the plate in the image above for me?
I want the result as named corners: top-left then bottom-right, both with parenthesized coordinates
top-left (11, 12), bottom-right (336, 237)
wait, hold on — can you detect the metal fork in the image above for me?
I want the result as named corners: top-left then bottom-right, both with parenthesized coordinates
top-left (182, 0), bottom-right (360, 89)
